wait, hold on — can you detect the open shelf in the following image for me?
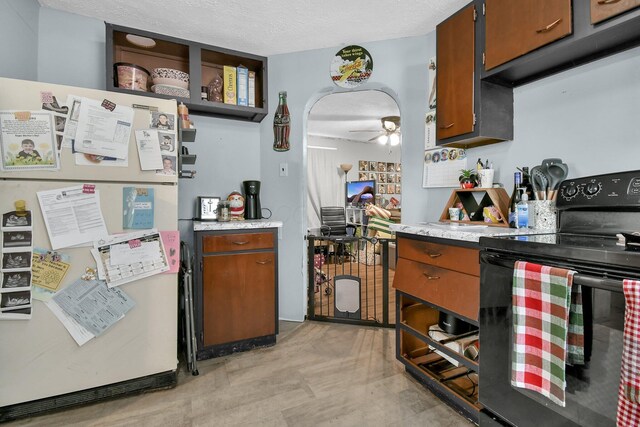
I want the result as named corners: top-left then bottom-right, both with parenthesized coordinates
top-left (400, 296), bottom-right (479, 372)
top-left (439, 188), bottom-right (510, 227)
top-left (106, 24), bottom-right (268, 122)
top-left (399, 330), bottom-right (481, 414)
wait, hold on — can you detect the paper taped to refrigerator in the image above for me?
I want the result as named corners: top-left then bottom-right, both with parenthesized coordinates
top-left (37, 185), bottom-right (109, 250)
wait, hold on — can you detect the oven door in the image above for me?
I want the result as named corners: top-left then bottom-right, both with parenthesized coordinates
top-left (480, 251), bottom-right (623, 427)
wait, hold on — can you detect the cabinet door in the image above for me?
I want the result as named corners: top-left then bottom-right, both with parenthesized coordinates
top-left (202, 252), bottom-right (275, 346)
top-left (591, 0), bottom-right (640, 24)
top-left (485, 0), bottom-right (572, 71)
top-left (436, 4), bottom-right (475, 141)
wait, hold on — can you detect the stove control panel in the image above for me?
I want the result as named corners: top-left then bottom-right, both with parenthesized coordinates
top-left (557, 170), bottom-right (640, 209)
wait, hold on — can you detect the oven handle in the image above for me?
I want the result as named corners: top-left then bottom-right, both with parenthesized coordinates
top-left (481, 253), bottom-right (623, 293)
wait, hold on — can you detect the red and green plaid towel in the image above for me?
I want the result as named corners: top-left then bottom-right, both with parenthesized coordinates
top-left (511, 261), bottom-right (578, 407)
top-left (617, 279), bottom-right (640, 426)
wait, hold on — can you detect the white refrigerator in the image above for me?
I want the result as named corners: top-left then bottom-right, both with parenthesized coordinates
top-left (0, 77), bottom-right (179, 415)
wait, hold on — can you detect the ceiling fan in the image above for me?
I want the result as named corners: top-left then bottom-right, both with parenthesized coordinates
top-left (349, 115), bottom-right (401, 145)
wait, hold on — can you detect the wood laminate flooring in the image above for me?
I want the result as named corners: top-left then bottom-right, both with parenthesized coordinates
top-left (8, 321), bottom-right (472, 427)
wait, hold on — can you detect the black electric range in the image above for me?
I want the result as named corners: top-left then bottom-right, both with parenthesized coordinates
top-left (478, 170), bottom-right (640, 427)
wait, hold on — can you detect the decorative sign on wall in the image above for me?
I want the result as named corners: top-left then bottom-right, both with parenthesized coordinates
top-left (330, 45), bottom-right (373, 88)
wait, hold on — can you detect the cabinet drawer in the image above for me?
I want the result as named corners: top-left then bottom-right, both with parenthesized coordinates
top-left (393, 258), bottom-right (479, 321)
top-left (485, 0), bottom-right (572, 70)
top-left (398, 237), bottom-right (479, 277)
top-left (591, 0), bottom-right (640, 24)
top-left (202, 232), bottom-right (273, 253)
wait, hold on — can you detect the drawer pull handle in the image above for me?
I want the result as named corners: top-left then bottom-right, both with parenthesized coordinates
top-left (439, 123), bottom-right (455, 129)
top-left (256, 259), bottom-right (272, 265)
top-left (423, 273), bottom-right (440, 280)
top-left (427, 253), bottom-right (442, 258)
top-left (536, 18), bottom-right (562, 33)
top-left (598, 0), bottom-right (621, 4)
top-left (232, 241), bottom-right (249, 245)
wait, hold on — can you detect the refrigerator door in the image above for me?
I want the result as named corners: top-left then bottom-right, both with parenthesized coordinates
top-left (0, 77), bottom-right (178, 185)
top-left (0, 180), bottom-right (177, 407)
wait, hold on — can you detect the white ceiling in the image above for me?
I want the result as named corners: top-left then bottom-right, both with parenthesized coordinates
top-left (307, 90), bottom-right (400, 143)
top-left (38, 0), bottom-right (468, 56)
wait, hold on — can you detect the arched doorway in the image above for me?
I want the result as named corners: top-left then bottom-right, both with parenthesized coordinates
top-left (303, 87), bottom-right (401, 325)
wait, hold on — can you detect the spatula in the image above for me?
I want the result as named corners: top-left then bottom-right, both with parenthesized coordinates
top-left (530, 166), bottom-right (548, 200)
top-left (546, 162), bottom-right (569, 200)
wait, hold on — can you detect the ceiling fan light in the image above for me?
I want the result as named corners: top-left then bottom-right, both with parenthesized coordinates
top-left (383, 120), bottom-right (396, 132)
top-left (377, 135), bottom-right (388, 144)
top-left (389, 133), bottom-right (400, 146)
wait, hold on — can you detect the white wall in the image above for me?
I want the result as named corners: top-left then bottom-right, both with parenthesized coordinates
top-left (0, 0), bottom-right (39, 81)
top-left (307, 135), bottom-right (401, 203)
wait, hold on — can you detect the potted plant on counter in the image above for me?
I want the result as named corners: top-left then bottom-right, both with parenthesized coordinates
top-left (458, 169), bottom-right (478, 189)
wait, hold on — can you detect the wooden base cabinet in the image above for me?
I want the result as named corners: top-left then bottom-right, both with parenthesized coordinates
top-left (393, 233), bottom-right (482, 424)
top-left (195, 228), bottom-right (278, 359)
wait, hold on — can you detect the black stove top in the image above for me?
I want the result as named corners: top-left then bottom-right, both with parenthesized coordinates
top-left (481, 170), bottom-right (640, 272)
top-left (480, 232), bottom-right (640, 272)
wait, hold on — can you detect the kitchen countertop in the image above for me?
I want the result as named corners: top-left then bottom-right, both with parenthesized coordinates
top-left (194, 220), bottom-right (283, 232)
top-left (391, 222), bottom-right (549, 243)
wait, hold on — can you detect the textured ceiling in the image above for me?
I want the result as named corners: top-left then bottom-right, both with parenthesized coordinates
top-left (307, 90), bottom-right (400, 143)
top-left (38, 0), bottom-right (468, 56)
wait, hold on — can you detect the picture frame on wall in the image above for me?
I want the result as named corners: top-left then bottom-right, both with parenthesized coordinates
top-left (359, 172), bottom-right (368, 181)
top-left (379, 173), bottom-right (387, 183)
top-left (369, 161), bottom-right (377, 171)
top-left (387, 162), bottom-right (395, 173)
top-left (378, 162), bottom-right (386, 172)
top-left (359, 160), bottom-right (368, 171)
top-left (368, 172), bottom-right (376, 180)
top-left (396, 163), bottom-right (402, 173)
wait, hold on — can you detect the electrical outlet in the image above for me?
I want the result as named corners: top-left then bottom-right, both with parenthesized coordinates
top-left (279, 162), bottom-right (288, 177)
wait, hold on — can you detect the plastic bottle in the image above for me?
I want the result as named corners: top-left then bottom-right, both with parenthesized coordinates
top-left (517, 193), bottom-right (530, 229)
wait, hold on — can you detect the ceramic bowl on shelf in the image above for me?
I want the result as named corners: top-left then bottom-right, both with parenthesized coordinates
top-left (151, 68), bottom-right (189, 89)
top-left (151, 84), bottom-right (190, 98)
top-left (114, 62), bottom-right (150, 92)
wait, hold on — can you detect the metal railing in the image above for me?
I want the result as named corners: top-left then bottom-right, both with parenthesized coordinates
top-left (306, 233), bottom-right (396, 328)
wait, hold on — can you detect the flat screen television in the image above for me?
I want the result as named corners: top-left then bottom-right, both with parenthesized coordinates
top-left (346, 180), bottom-right (375, 206)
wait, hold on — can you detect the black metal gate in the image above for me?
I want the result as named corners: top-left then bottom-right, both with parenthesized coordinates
top-left (307, 235), bottom-right (395, 327)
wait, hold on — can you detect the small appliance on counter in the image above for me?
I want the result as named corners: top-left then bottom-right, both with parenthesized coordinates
top-left (243, 180), bottom-right (261, 220)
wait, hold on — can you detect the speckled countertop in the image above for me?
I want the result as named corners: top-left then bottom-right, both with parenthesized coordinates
top-left (390, 222), bottom-right (550, 243)
top-left (194, 220), bottom-right (283, 231)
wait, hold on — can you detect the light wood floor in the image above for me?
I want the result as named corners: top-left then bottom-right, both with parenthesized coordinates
top-left (313, 261), bottom-right (396, 324)
top-left (9, 321), bottom-right (472, 426)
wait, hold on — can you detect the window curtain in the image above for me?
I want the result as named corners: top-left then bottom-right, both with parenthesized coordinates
top-left (307, 148), bottom-right (342, 230)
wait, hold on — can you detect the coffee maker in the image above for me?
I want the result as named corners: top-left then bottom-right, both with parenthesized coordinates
top-left (243, 180), bottom-right (261, 220)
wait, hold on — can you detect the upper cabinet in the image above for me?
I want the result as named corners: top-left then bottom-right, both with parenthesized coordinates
top-left (437, 5), bottom-right (475, 141)
top-left (482, 1), bottom-right (640, 85)
top-left (436, 2), bottom-right (513, 148)
top-left (591, 0), bottom-right (640, 24)
top-left (485, 0), bottom-right (572, 71)
top-left (106, 24), bottom-right (268, 122)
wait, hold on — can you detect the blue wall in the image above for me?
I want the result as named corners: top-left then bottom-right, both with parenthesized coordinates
top-left (2, 4), bottom-right (639, 322)
top-left (0, 0), bottom-right (40, 81)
